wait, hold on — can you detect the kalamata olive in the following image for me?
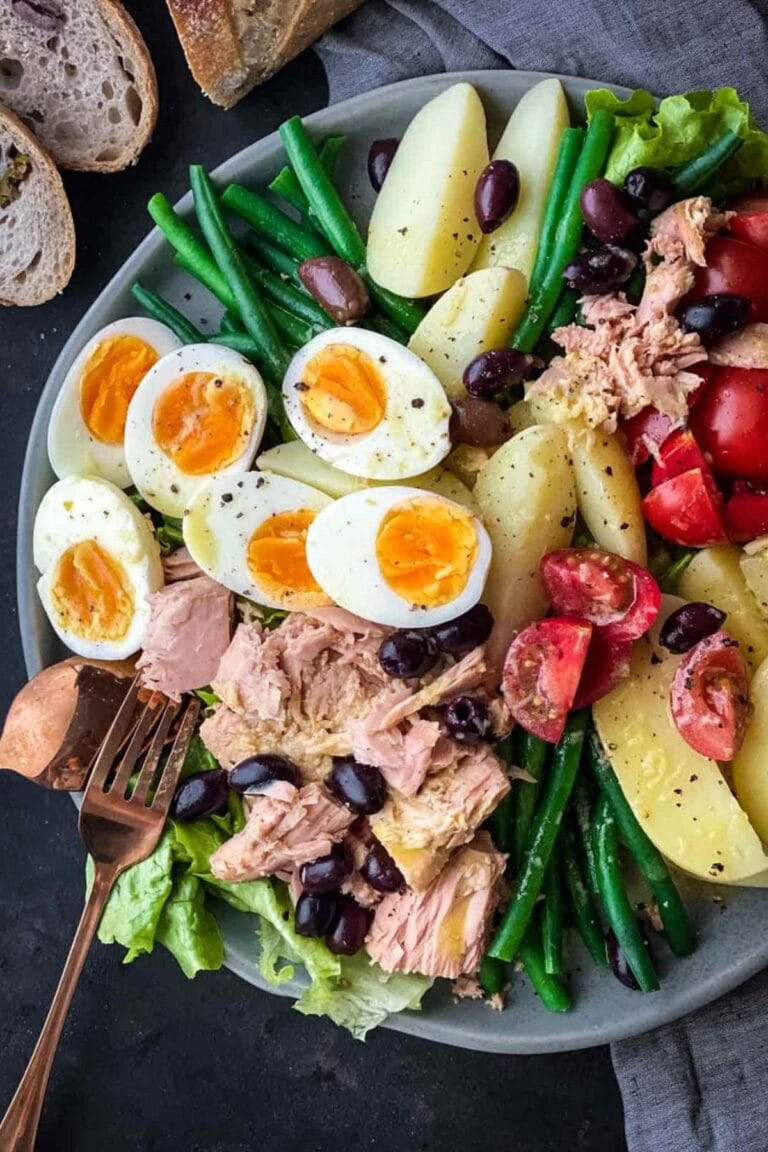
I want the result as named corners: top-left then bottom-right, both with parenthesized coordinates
top-left (678, 293), bottom-right (751, 344)
top-left (659, 602), bottom-right (727, 654)
top-left (450, 396), bottom-right (511, 448)
top-left (429, 604), bottom-right (494, 655)
top-left (624, 166), bottom-right (674, 213)
top-left (377, 629), bottom-right (437, 679)
top-left (580, 178), bottom-right (639, 244)
top-left (325, 896), bottom-right (373, 955)
top-left (229, 753), bottom-right (300, 793)
top-left (295, 891), bottom-right (338, 937)
top-left (328, 757), bottom-right (388, 815)
top-left (563, 245), bottom-right (637, 295)
top-left (360, 840), bottom-right (405, 893)
top-left (299, 844), bottom-right (353, 894)
top-left (444, 696), bottom-right (491, 744)
top-left (367, 138), bottom-right (399, 192)
top-left (474, 159), bottom-right (520, 234)
top-left (297, 256), bottom-right (370, 324)
top-left (463, 348), bottom-right (541, 399)
top-left (606, 926), bottom-right (652, 991)
top-left (171, 769), bottom-right (229, 822)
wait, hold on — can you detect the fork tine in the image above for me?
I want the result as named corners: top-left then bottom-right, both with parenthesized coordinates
top-left (86, 675), bottom-right (143, 793)
top-left (131, 699), bottom-right (181, 805)
top-left (109, 692), bottom-right (166, 797)
top-left (151, 698), bottom-right (201, 815)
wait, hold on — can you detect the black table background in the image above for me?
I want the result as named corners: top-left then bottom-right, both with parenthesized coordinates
top-left (0, 5), bottom-right (626, 1148)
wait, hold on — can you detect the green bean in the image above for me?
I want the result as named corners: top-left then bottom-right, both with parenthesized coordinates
top-left (560, 812), bottom-right (607, 967)
top-left (489, 711), bottom-right (589, 962)
top-left (174, 251), bottom-right (237, 314)
top-left (572, 774), bottom-right (599, 896)
top-left (222, 184), bottom-right (331, 262)
top-left (148, 192), bottom-right (234, 309)
top-left (130, 282), bottom-right (204, 344)
top-left (593, 794), bottom-right (659, 992)
top-left (478, 954), bottom-right (505, 998)
top-left (541, 843), bottom-right (564, 976)
top-left (219, 310), bottom-right (240, 334)
top-left (512, 109), bottom-right (615, 352)
top-left (242, 253), bottom-right (334, 330)
top-left (589, 733), bottom-right (696, 957)
top-left (546, 288), bottom-right (578, 334)
top-left (190, 166), bottom-right (289, 382)
top-left (519, 928), bottom-right (571, 1012)
top-left (366, 280), bottom-right (425, 336)
top-left (512, 731), bottom-right (548, 869)
top-left (244, 232), bottom-right (303, 283)
top-left (270, 134), bottom-right (346, 219)
top-left (660, 549), bottom-right (695, 593)
top-left (672, 130), bottom-right (743, 197)
top-left (214, 308), bottom-right (311, 353)
top-left (528, 127), bottom-right (585, 298)
top-left (362, 312), bottom-right (410, 344)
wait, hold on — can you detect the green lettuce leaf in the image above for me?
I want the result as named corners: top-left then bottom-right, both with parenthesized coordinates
top-left (585, 86), bottom-right (768, 192)
top-left (91, 831), bottom-right (175, 962)
top-left (155, 873), bottom-right (224, 978)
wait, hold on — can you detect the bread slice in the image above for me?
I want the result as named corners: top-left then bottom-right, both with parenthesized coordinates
top-left (0, 102), bottom-right (75, 306)
top-left (165, 0), bottom-right (363, 109)
top-left (0, 0), bottom-right (158, 172)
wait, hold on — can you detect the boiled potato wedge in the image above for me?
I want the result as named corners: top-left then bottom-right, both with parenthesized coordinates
top-left (366, 83), bottom-right (489, 297)
top-left (408, 267), bottom-right (527, 398)
top-left (733, 655), bottom-right (768, 844)
top-left (474, 424), bottom-right (576, 673)
top-left (594, 610), bottom-right (768, 884)
top-left (570, 428), bottom-right (647, 565)
top-left (678, 545), bottom-right (768, 671)
top-left (740, 546), bottom-right (768, 619)
top-left (472, 78), bottom-right (570, 283)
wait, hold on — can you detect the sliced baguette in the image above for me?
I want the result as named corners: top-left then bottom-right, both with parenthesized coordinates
top-left (165, 0), bottom-right (363, 109)
top-left (0, 0), bottom-right (157, 172)
top-left (0, 102), bottom-right (75, 306)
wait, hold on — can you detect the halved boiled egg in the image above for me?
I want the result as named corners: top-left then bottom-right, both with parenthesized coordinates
top-left (48, 318), bottom-right (182, 488)
top-left (125, 344), bottom-right (268, 518)
top-left (306, 486), bottom-right (492, 627)
top-left (282, 328), bottom-right (452, 480)
top-left (183, 472), bottom-right (333, 610)
top-left (33, 475), bottom-right (164, 660)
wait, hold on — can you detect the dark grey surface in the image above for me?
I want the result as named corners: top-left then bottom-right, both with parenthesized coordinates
top-left (0, 2), bottom-right (625, 1147)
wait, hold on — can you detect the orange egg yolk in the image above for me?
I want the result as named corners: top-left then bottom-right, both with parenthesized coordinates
top-left (375, 498), bottom-right (478, 608)
top-left (246, 509), bottom-right (328, 607)
top-left (79, 334), bottom-right (158, 445)
top-left (152, 371), bottom-right (255, 475)
top-left (50, 540), bottom-right (134, 641)
top-left (300, 344), bottom-right (386, 436)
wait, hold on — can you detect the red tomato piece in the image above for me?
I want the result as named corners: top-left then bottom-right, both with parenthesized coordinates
top-left (650, 429), bottom-right (716, 490)
top-left (670, 631), bottom-right (751, 760)
top-left (725, 482), bottom-right (768, 542)
top-left (502, 617), bottom-right (592, 743)
top-left (540, 548), bottom-right (661, 642)
top-left (619, 367), bottom-right (709, 466)
top-left (691, 236), bottom-right (768, 322)
top-left (642, 468), bottom-right (728, 547)
top-left (729, 213), bottom-right (768, 251)
top-left (690, 365), bottom-right (768, 482)
top-left (573, 632), bottom-right (633, 709)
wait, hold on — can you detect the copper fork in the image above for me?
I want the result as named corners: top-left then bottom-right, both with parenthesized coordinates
top-left (0, 677), bottom-right (200, 1152)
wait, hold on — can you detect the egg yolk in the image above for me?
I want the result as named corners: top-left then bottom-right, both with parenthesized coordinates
top-left (152, 372), bottom-right (255, 475)
top-left (375, 498), bottom-right (478, 608)
top-left (300, 345), bottom-right (386, 436)
top-left (50, 540), bottom-right (134, 642)
top-left (79, 335), bottom-right (158, 445)
top-left (247, 509), bottom-right (328, 606)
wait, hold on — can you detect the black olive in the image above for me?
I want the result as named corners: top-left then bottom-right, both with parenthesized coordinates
top-left (624, 166), bottom-right (674, 213)
top-left (378, 630), bottom-right (437, 679)
top-left (299, 844), bottom-right (353, 894)
top-left (360, 840), bottom-right (405, 893)
top-left (229, 753), bottom-right (301, 793)
top-left (474, 159), bottom-right (520, 234)
top-left (443, 696), bottom-right (491, 744)
top-left (171, 769), bottom-right (229, 822)
top-left (367, 138), bottom-right (399, 192)
top-left (295, 891), bottom-right (338, 937)
top-left (463, 348), bottom-right (540, 399)
top-left (325, 896), bottom-right (373, 955)
top-left (580, 178), bottom-right (639, 244)
top-left (563, 245), bottom-right (637, 295)
top-left (429, 604), bottom-right (494, 655)
top-left (659, 602), bottom-right (727, 654)
top-left (678, 293), bottom-right (751, 344)
top-left (328, 757), bottom-right (388, 815)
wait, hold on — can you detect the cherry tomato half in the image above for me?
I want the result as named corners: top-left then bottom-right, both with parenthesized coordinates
top-left (619, 367), bottom-right (710, 466)
top-left (540, 548), bottom-right (661, 643)
top-left (691, 236), bottom-right (768, 322)
top-left (573, 632), bottom-right (633, 709)
top-left (729, 212), bottom-right (768, 251)
top-left (642, 468), bottom-right (728, 547)
top-left (501, 617), bottom-right (592, 743)
top-left (650, 429), bottom-right (716, 490)
top-left (725, 482), bottom-right (768, 543)
top-left (690, 366), bottom-right (768, 482)
top-left (670, 631), bottom-right (751, 760)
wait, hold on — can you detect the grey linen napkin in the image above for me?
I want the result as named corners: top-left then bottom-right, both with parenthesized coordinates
top-left (316, 4), bottom-right (768, 1149)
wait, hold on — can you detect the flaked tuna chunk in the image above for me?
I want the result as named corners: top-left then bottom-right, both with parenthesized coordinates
top-left (209, 780), bottom-right (354, 882)
top-left (647, 196), bottom-right (731, 268)
top-left (161, 546), bottom-right (203, 583)
top-left (369, 744), bottom-right (509, 891)
top-left (367, 645), bottom-right (487, 730)
top-left (366, 832), bottom-right (506, 978)
top-left (709, 323), bottom-right (768, 368)
top-left (349, 716), bottom-right (450, 796)
top-left (137, 576), bottom-right (232, 700)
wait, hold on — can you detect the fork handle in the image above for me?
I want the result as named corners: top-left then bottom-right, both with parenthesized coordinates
top-left (0, 864), bottom-right (119, 1152)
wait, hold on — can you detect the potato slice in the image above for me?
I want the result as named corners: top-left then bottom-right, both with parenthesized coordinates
top-left (472, 78), bottom-right (570, 283)
top-left (734, 656), bottom-right (768, 844)
top-left (474, 424), bottom-right (576, 673)
top-left (407, 267), bottom-right (527, 398)
top-left (740, 547), bottom-right (768, 618)
top-left (570, 428), bottom-right (647, 565)
top-left (678, 546), bottom-right (768, 671)
top-left (366, 83), bottom-right (489, 297)
top-left (594, 617), bottom-right (768, 884)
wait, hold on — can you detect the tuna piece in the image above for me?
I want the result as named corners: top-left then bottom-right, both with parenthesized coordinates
top-left (367, 645), bottom-right (487, 730)
top-left (366, 832), bottom-right (507, 978)
top-left (209, 780), bottom-right (354, 882)
top-left (162, 546), bottom-right (203, 582)
top-left (137, 576), bottom-right (232, 700)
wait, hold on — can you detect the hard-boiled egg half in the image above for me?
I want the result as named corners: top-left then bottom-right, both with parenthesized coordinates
top-left (48, 318), bottom-right (182, 488)
top-left (183, 472), bottom-right (333, 610)
top-left (125, 343), bottom-right (268, 518)
top-left (306, 487), bottom-right (491, 627)
top-left (282, 328), bottom-right (452, 480)
top-left (33, 476), bottom-right (164, 660)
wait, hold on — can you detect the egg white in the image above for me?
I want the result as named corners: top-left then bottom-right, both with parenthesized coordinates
top-left (305, 486), bottom-right (492, 628)
top-left (282, 327), bottom-right (452, 481)
top-left (48, 318), bottom-right (182, 489)
top-left (125, 343), bottom-right (268, 519)
top-left (33, 475), bottom-right (164, 660)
